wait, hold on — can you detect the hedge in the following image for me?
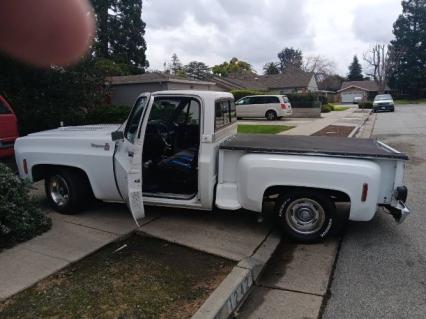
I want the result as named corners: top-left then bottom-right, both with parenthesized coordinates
top-left (0, 163), bottom-right (51, 249)
top-left (286, 93), bottom-right (322, 108)
top-left (321, 104), bottom-right (334, 113)
top-left (358, 102), bottom-right (374, 109)
top-left (230, 89), bottom-right (265, 101)
top-left (84, 105), bottom-right (130, 125)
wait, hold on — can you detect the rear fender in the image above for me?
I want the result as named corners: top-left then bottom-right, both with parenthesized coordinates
top-left (235, 154), bottom-right (381, 221)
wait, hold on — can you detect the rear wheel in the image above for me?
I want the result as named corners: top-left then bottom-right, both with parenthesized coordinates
top-left (265, 110), bottom-right (277, 121)
top-left (45, 168), bottom-right (93, 214)
top-left (275, 190), bottom-right (337, 243)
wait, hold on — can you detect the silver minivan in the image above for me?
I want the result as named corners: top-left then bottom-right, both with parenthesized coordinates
top-left (236, 95), bottom-right (292, 120)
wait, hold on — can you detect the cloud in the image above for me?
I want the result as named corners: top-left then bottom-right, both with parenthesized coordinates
top-left (143, 0), bottom-right (402, 74)
top-left (143, 0), bottom-right (311, 72)
top-left (352, 2), bottom-right (401, 43)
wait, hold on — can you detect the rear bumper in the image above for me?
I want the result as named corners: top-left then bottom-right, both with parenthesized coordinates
top-left (373, 105), bottom-right (394, 112)
top-left (384, 201), bottom-right (410, 224)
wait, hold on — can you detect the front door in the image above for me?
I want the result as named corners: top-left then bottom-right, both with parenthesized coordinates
top-left (114, 94), bottom-right (150, 226)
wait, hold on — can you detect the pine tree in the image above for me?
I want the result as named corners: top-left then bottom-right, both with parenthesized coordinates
top-left (170, 53), bottom-right (182, 75)
top-left (347, 56), bottom-right (363, 81)
top-left (389, 0), bottom-right (426, 97)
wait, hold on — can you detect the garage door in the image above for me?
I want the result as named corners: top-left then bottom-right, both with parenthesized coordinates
top-left (341, 92), bottom-right (363, 103)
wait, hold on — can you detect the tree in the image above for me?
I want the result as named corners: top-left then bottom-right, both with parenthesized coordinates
top-left (389, 0), bottom-right (426, 97)
top-left (347, 55), bottom-right (364, 81)
top-left (263, 62), bottom-right (280, 75)
top-left (212, 57), bottom-right (253, 77)
top-left (90, 0), bottom-right (148, 74)
top-left (303, 55), bottom-right (336, 82)
top-left (170, 53), bottom-right (183, 75)
top-left (318, 74), bottom-right (345, 91)
top-left (277, 48), bottom-right (303, 73)
top-left (363, 44), bottom-right (393, 93)
top-left (183, 61), bottom-right (210, 80)
top-left (109, 0), bottom-right (148, 74)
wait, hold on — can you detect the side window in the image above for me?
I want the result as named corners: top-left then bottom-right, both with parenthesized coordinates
top-left (236, 98), bottom-right (247, 105)
top-left (215, 99), bottom-right (236, 131)
top-left (250, 96), bottom-right (261, 104)
top-left (267, 96), bottom-right (280, 103)
top-left (124, 96), bottom-right (148, 143)
top-left (0, 100), bottom-right (11, 115)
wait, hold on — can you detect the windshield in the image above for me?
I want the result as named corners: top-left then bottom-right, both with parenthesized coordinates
top-left (124, 96), bottom-right (148, 143)
top-left (374, 95), bottom-right (392, 101)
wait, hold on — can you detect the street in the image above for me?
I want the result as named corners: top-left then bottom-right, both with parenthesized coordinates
top-left (323, 104), bottom-right (426, 318)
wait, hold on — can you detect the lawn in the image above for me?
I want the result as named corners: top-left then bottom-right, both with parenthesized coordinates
top-left (332, 106), bottom-right (350, 111)
top-left (238, 124), bottom-right (294, 134)
top-left (394, 99), bottom-right (426, 105)
top-left (0, 235), bottom-right (234, 319)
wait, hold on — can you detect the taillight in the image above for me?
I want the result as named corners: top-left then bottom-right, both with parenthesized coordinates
top-left (361, 183), bottom-right (368, 202)
top-left (23, 159), bottom-right (28, 174)
top-left (281, 103), bottom-right (287, 110)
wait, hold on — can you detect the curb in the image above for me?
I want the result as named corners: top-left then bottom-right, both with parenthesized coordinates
top-left (192, 231), bottom-right (282, 319)
top-left (348, 110), bottom-right (372, 138)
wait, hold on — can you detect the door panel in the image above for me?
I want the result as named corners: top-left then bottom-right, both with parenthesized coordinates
top-left (113, 94), bottom-right (150, 226)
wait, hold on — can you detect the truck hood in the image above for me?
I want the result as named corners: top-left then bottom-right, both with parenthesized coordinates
top-left (27, 124), bottom-right (121, 140)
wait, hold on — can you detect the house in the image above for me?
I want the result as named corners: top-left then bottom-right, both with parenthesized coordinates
top-left (338, 80), bottom-right (391, 103)
top-left (212, 71), bottom-right (318, 94)
top-left (108, 73), bottom-right (220, 107)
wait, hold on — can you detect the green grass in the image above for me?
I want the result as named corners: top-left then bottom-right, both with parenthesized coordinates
top-left (238, 124), bottom-right (294, 134)
top-left (332, 106), bottom-right (350, 111)
top-left (394, 99), bottom-right (426, 105)
top-left (0, 235), bottom-right (234, 319)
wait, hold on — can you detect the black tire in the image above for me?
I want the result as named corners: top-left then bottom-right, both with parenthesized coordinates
top-left (45, 168), bottom-right (93, 214)
top-left (275, 190), bottom-right (337, 243)
top-left (265, 110), bottom-right (277, 121)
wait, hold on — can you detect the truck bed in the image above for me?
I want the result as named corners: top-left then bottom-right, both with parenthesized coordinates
top-left (220, 134), bottom-right (408, 160)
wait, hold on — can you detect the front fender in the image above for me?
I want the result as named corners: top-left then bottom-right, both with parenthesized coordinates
top-left (236, 154), bottom-right (381, 221)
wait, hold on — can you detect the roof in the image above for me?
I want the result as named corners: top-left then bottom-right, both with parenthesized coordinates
top-left (338, 80), bottom-right (390, 92)
top-left (213, 71), bottom-right (315, 91)
top-left (108, 72), bottom-right (215, 86)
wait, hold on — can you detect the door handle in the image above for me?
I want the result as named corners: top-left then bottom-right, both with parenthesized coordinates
top-left (128, 151), bottom-right (134, 157)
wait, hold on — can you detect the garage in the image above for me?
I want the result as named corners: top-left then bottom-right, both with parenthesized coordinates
top-left (341, 92), bottom-right (364, 103)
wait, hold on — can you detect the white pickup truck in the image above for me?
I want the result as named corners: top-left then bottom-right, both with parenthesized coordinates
top-left (14, 91), bottom-right (410, 242)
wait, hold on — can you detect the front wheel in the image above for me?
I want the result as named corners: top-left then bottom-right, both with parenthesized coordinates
top-left (45, 168), bottom-right (93, 214)
top-left (275, 190), bottom-right (337, 243)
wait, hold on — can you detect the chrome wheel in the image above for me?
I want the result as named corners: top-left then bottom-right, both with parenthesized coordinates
top-left (266, 111), bottom-right (276, 120)
top-left (284, 198), bottom-right (325, 235)
top-left (49, 175), bottom-right (70, 207)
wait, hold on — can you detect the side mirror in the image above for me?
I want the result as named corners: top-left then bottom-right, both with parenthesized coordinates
top-left (111, 131), bottom-right (124, 141)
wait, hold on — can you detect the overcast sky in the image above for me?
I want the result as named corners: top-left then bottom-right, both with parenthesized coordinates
top-left (143, 0), bottom-right (402, 76)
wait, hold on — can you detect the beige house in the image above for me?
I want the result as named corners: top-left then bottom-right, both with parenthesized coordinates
top-left (338, 81), bottom-right (391, 103)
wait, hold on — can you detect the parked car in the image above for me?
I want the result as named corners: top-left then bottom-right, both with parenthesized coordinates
top-left (15, 91), bottom-right (410, 243)
top-left (0, 95), bottom-right (19, 158)
top-left (236, 95), bottom-right (292, 120)
top-left (373, 94), bottom-right (395, 112)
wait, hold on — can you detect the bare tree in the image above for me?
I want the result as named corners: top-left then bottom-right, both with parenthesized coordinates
top-left (303, 55), bottom-right (336, 82)
top-left (363, 44), bottom-right (393, 94)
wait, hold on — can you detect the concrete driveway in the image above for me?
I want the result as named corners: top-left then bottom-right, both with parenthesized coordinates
top-left (323, 104), bottom-right (426, 318)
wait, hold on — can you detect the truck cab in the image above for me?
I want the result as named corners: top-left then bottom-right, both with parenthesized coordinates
top-left (15, 90), bottom-right (410, 243)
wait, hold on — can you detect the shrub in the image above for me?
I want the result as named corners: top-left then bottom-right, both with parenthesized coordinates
top-left (84, 105), bottom-right (130, 125)
top-left (287, 93), bottom-right (321, 108)
top-left (358, 102), bottom-right (373, 109)
top-left (0, 163), bottom-right (51, 249)
top-left (321, 104), bottom-right (333, 113)
top-left (230, 89), bottom-right (265, 101)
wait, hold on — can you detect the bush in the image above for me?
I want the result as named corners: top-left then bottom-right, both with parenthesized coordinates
top-left (321, 104), bottom-right (333, 113)
top-left (230, 89), bottom-right (265, 101)
top-left (0, 163), bottom-right (51, 249)
top-left (358, 102), bottom-right (373, 109)
top-left (287, 93), bottom-right (321, 108)
top-left (84, 105), bottom-right (130, 125)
